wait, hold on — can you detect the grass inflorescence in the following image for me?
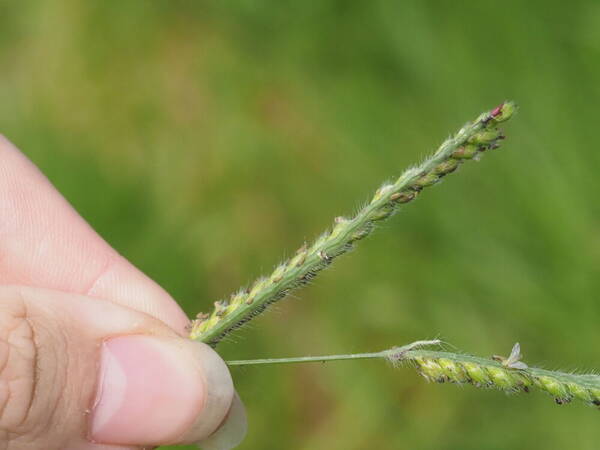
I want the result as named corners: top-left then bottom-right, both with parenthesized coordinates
top-left (190, 102), bottom-right (517, 346)
top-left (408, 350), bottom-right (600, 407)
top-left (227, 341), bottom-right (600, 409)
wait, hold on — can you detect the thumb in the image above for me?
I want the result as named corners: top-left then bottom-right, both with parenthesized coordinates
top-left (0, 286), bottom-right (245, 449)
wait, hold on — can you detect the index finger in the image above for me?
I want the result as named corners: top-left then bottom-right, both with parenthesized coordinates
top-left (0, 135), bottom-right (190, 334)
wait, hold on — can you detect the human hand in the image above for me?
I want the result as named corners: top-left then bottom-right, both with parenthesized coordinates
top-left (0, 136), bottom-right (246, 449)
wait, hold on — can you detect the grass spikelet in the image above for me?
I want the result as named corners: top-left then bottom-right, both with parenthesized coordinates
top-left (190, 102), bottom-right (517, 346)
top-left (407, 349), bottom-right (600, 408)
top-left (227, 340), bottom-right (600, 409)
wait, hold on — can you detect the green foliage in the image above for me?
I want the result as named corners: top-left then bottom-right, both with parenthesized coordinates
top-left (1, 2), bottom-right (600, 449)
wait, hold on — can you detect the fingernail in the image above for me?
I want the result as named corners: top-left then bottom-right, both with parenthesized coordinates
top-left (90, 335), bottom-right (207, 446)
top-left (179, 343), bottom-right (236, 444)
top-left (196, 393), bottom-right (247, 450)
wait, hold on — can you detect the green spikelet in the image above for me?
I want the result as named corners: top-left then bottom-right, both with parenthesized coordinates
top-left (408, 350), bottom-right (600, 408)
top-left (191, 103), bottom-right (517, 346)
top-left (226, 340), bottom-right (600, 409)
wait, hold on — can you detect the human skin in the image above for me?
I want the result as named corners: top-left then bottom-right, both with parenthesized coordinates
top-left (0, 135), bottom-right (246, 450)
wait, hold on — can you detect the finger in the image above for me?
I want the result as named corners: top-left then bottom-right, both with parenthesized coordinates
top-left (0, 135), bottom-right (189, 334)
top-left (0, 285), bottom-right (244, 449)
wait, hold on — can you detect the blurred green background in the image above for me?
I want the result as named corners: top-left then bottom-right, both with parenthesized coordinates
top-left (1, 1), bottom-right (600, 449)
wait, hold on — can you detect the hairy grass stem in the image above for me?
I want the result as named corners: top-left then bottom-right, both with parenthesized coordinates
top-left (190, 102), bottom-right (516, 346)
